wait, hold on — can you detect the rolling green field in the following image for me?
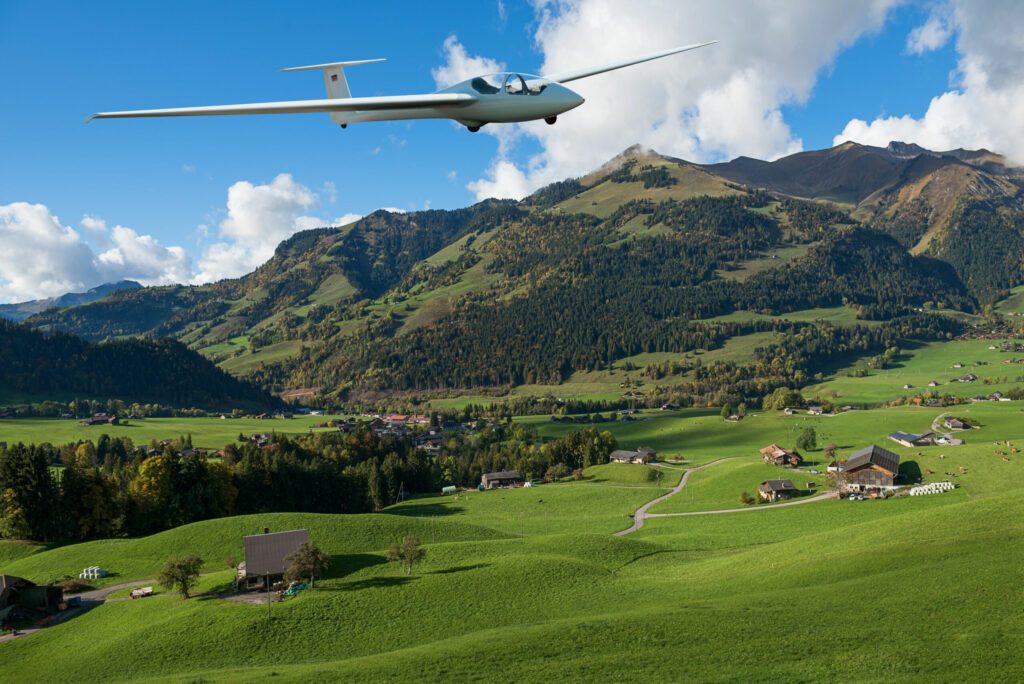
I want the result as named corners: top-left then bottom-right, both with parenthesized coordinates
top-left (0, 415), bottom-right (345, 451)
top-left (803, 338), bottom-right (1024, 403)
top-left (3, 402), bottom-right (1022, 682)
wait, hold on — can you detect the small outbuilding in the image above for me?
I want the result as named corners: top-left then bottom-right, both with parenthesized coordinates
top-left (481, 470), bottom-right (524, 489)
top-left (758, 479), bottom-right (798, 502)
top-left (610, 447), bottom-right (657, 464)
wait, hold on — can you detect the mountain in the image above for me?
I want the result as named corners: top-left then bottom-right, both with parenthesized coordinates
top-left (22, 141), bottom-right (1024, 402)
top-left (0, 318), bottom-right (273, 409)
top-left (0, 280), bottom-right (142, 322)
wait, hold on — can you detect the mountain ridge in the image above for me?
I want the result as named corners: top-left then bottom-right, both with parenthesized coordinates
top-left (21, 140), bottom-right (1024, 402)
top-left (0, 280), bottom-right (142, 322)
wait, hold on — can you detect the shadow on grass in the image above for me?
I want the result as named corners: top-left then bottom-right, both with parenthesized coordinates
top-left (326, 553), bottom-right (388, 580)
top-left (899, 460), bottom-right (923, 484)
top-left (384, 503), bottom-right (464, 517)
top-left (429, 563), bottom-right (490, 575)
top-left (335, 576), bottom-right (418, 591)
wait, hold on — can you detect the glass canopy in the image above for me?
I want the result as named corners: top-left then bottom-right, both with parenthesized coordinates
top-left (469, 73), bottom-right (550, 95)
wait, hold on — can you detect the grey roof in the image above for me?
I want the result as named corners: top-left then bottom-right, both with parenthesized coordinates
top-left (637, 446), bottom-right (657, 455)
top-left (889, 431), bottom-right (930, 443)
top-left (610, 450), bottom-right (638, 459)
top-left (243, 529), bottom-right (309, 578)
top-left (759, 479), bottom-right (797, 492)
top-left (844, 445), bottom-right (900, 474)
top-left (482, 470), bottom-right (522, 481)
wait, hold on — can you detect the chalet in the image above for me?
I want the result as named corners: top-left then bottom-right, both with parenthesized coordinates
top-left (237, 528), bottom-right (309, 590)
top-left (759, 444), bottom-right (802, 467)
top-left (758, 479), bottom-right (798, 502)
top-left (888, 431), bottom-right (934, 448)
top-left (903, 384), bottom-right (913, 390)
top-left (481, 470), bottom-right (524, 489)
top-left (807, 406), bottom-right (824, 416)
top-left (944, 417), bottom-right (966, 430)
top-left (840, 445), bottom-right (900, 492)
top-left (610, 447), bottom-right (657, 464)
top-left (957, 374), bottom-right (978, 383)
top-left (783, 407), bottom-right (795, 415)
top-left (928, 380), bottom-right (940, 387)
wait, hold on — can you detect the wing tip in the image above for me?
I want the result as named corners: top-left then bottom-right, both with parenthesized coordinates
top-left (84, 114), bottom-right (97, 123)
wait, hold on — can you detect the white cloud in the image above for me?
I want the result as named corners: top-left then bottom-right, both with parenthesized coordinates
top-left (836, 0), bottom-right (1024, 163)
top-left (182, 163), bottom-right (196, 173)
top-left (906, 12), bottom-right (952, 54)
top-left (97, 225), bottom-right (192, 284)
top-left (458, 0), bottom-right (903, 200)
top-left (432, 35), bottom-right (505, 89)
top-left (0, 203), bottom-right (191, 303)
top-left (335, 213), bottom-right (363, 225)
top-left (196, 173), bottom-right (322, 283)
top-left (80, 215), bottom-right (109, 246)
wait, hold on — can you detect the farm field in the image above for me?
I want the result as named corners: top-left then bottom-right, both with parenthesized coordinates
top-left (2, 403), bottom-right (1023, 681)
top-left (0, 415), bottom-right (346, 451)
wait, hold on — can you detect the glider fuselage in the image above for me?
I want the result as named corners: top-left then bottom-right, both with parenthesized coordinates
top-left (339, 73), bottom-right (584, 127)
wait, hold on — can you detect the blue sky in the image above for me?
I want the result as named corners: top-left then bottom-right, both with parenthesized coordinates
top-left (3, 0), bottom-right (1017, 302)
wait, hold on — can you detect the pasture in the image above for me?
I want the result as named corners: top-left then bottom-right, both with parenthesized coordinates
top-left (3, 403), bottom-right (1023, 682)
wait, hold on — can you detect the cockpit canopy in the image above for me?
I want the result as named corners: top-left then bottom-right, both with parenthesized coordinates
top-left (469, 73), bottom-right (551, 96)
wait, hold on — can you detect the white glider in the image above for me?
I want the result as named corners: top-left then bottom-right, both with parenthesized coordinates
top-left (88, 42), bottom-right (716, 132)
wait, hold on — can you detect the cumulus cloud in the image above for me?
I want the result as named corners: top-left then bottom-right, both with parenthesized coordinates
top-left (457, 0), bottom-right (902, 200)
top-left (836, 0), bottom-right (1024, 163)
top-left (0, 203), bottom-right (191, 303)
top-left (906, 11), bottom-right (952, 54)
top-left (432, 35), bottom-right (506, 88)
top-left (196, 174), bottom-right (322, 283)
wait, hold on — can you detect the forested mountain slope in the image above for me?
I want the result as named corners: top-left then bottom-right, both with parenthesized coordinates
top-left (0, 319), bottom-right (272, 409)
top-left (23, 142), bottom-right (1024, 402)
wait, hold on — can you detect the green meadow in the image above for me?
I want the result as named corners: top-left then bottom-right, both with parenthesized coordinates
top-left (0, 415), bottom-right (347, 451)
top-left (3, 402), bottom-right (1023, 682)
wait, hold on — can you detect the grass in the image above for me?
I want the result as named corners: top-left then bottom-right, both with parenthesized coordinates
top-left (716, 243), bottom-right (813, 281)
top-left (0, 415), bottom-right (347, 451)
top-left (802, 338), bottom-right (1024, 404)
top-left (4, 403), bottom-right (1024, 682)
top-left (995, 284), bottom-right (1024, 316)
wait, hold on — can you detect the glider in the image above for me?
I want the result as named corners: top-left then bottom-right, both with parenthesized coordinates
top-left (88, 42), bottom-right (715, 132)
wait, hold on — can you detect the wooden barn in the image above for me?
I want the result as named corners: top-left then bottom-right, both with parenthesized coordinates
top-left (841, 445), bottom-right (901, 492)
top-left (481, 470), bottom-right (524, 489)
top-left (237, 528), bottom-right (309, 590)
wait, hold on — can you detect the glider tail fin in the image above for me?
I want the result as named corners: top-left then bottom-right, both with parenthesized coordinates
top-left (280, 59), bottom-right (386, 124)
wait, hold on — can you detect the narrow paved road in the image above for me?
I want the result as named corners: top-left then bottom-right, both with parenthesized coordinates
top-left (615, 458), bottom-right (733, 536)
top-left (645, 490), bottom-right (837, 518)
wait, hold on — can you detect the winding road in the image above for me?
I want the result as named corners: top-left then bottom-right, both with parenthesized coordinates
top-left (615, 459), bottom-right (732, 536)
top-left (615, 458), bottom-right (836, 535)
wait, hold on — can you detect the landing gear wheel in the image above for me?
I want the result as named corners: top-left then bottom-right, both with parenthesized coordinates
top-left (467, 125), bottom-right (481, 132)
top-left (545, 116), bottom-right (557, 125)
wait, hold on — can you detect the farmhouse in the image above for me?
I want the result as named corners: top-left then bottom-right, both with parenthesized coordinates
top-left (760, 444), bottom-right (802, 467)
top-left (79, 413), bottom-right (118, 426)
top-left (610, 447), bottom-right (657, 464)
top-left (888, 431), bottom-right (934, 448)
top-left (237, 528), bottom-right (309, 590)
top-left (758, 479), bottom-right (798, 502)
top-left (957, 374), bottom-right (978, 383)
top-left (807, 406), bottom-right (824, 415)
top-left (841, 445), bottom-right (900, 492)
top-left (944, 417), bottom-right (966, 430)
top-left (928, 380), bottom-right (940, 387)
top-left (481, 470), bottom-right (524, 489)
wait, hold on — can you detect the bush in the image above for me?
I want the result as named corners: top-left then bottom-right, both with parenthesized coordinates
top-left (61, 579), bottom-right (93, 594)
top-left (740, 491), bottom-right (757, 506)
top-left (544, 463), bottom-right (570, 482)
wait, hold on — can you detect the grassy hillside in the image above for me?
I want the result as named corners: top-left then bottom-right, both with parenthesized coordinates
top-left (3, 402), bottom-right (1022, 682)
